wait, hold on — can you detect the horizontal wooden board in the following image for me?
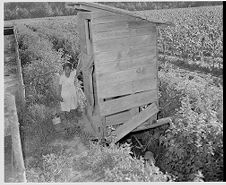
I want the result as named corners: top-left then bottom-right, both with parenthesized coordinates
top-left (112, 102), bottom-right (159, 143)
top-left (96, 64), bottom-right (156, 87)
top-left (99, 90), bottom-right (158, 116)
top-left (95, 45), bottom-right (156, 63)
top-left (93, 26), bottom-right (156, 42)
top-left (98, 77), bottom-right (157, 99)
top-left (76, 4), bottom-right (100, 12)
top-left (93, 20), bottom-right (127, 33)
top-left (106, 110), bottom-right (131, 126)
top-left (95, 55), bottom-right (156, 74)
top-left (91, 10), bottom-right (135, 20)
top-left (78, 12), bottom-right (92, 20)
top-left (93, 34), bottom-right (154, 53)
top-left (92, 14), bottom-right (135, 24)
top-left (92, 20), bottom-right (153, 33)
top-left (132, 116), bottom-right (171, 132)
top-left (132, 113), bottom-right (157, 132)
top-left (91, 10), bottom-right (116, 19)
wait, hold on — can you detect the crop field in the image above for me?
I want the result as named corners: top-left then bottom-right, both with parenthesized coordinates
top-left (6, 5), bottom-right (223, 182)
top-left (138, 6), bottom-right (223, 75)
top-left (8, 5), bottom-right (223, 76)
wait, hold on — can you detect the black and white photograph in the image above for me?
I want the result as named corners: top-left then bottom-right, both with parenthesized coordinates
top-left (2, 1), bottom-right (223, 183)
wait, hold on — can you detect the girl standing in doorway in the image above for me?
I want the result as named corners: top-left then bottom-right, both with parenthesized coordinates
top-left (58, 62), bottom-right (78, 124)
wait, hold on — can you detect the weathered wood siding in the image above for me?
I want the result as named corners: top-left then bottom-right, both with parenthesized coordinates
top-left (78, 12), bottom-right (104, 136)
top-left (78, 12), bottom-right (95, 110)
top-left (4, 26), bottom-right (26, 182)
top-left (91, 11), bottom-right (158, 117)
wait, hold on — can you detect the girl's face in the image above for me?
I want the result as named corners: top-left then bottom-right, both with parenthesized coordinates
top-left (64, 66), bottom-right (71, 77)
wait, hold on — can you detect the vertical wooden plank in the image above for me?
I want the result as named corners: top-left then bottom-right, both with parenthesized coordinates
top-left (92, 69), bottom-right (98, 114)
top-left (84, 19), bottom-right (92, 54)
top-left (96, 98), bottom-right (107, 138)
top-left (85, 105), bottom-right (99, 136)
top-left (81, 18), bottom-right (95, 112)
top-left (14, 28), bottom-right (25, 108)
top-left (11, 146), bottom-right (14, 179)
top-left (82, 55), bottom-right (94, 110)
top-left (78, 13), bottom-right (104, 137)
top-left (6, 94), bottom-right (26, 182)
top-left (87, 17), bottom-right (99, 115)
top-left (78, 13), bottom-right (87, 54)
top-left (78, 14), bottom-right (96, 136)
top-left (154, 26), bottom-right (159, 120)
top-left (101, 116), bottom-right (107, 138)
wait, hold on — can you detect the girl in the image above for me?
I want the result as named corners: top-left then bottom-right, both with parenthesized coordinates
top-left (58, 62), bottom-right (78, 124)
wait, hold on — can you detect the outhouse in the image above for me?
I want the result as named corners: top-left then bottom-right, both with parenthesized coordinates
top-left (67, 2), bottom-right (172, 142)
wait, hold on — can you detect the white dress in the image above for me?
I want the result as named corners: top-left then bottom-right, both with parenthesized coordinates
top-left (59, 70), bottom-right (78, 112)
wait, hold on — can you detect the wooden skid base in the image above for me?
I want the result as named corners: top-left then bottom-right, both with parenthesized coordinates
top-left (112, 103), bottom-right (159, 143)
top-left (132, 117), bottom-right (171, 132)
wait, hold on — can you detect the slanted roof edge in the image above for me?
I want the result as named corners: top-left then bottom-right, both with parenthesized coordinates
top-left (66, 2), bottom-right (174, 26)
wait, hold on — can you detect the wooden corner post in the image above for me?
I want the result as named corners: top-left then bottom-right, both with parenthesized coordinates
top-left (78, 12), bottom-right (106, 138)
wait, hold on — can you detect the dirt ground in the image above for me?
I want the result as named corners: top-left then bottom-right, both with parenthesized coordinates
top-left (48, 111), bottom-right (94, 155)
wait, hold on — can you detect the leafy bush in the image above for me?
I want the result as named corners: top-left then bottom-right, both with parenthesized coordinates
top-left (4, 2), bottom-right (78, 20)
top-left (73, 142), bottom-right (170, 182)
top-left (17, 24), bottom-right (70, 106)
top-left (26, 149), bottom-right (75, 182)
top-left (131, 65), bottom-right (223, 182)
top-left (21, 16), bottom-right (80, 67)
top-left (26, 143), bottom-right (170, 182)
top-left (19, 103), bottom-right (55, 155)
top-left (16, 18), bottom-right (81, 106)
top-left (26, 142), bottom-right (170, 182)
top-left (157, 66), bottom-right (223, 181)
top-left (159, 97), bottom-right (223, 181)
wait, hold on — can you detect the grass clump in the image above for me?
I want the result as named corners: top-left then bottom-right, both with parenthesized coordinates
top-left (73, 142), bottom-right (170, 182)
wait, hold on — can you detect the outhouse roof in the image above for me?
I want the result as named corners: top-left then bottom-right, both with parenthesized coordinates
top-left (66, 2), bottom-right (174, 26)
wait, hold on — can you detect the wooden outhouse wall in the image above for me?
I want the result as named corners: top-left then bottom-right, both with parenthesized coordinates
top-left (92, 11), bottom-right (158, 113)
top-left (78, 10), bottom-right (159, 128)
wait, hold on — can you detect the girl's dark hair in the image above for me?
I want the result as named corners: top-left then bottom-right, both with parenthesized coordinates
top-left (63, 62), bottom-right (72, 70)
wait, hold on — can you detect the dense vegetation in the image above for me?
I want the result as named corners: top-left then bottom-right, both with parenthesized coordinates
top-left (10, 4), bottom-right (223, 182)
top-left (138, 64), bottom-right (223, 181)
top-left (139, 6), bottom-right (223, 77)
top-left (4, 2), bottom-right (78, 20)
top-left (4, 1), bottom-right (222, 20)
top-left (16, 16), bottom-right (79, 107)
top-left (101, 1), bottom-right (222, 11)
